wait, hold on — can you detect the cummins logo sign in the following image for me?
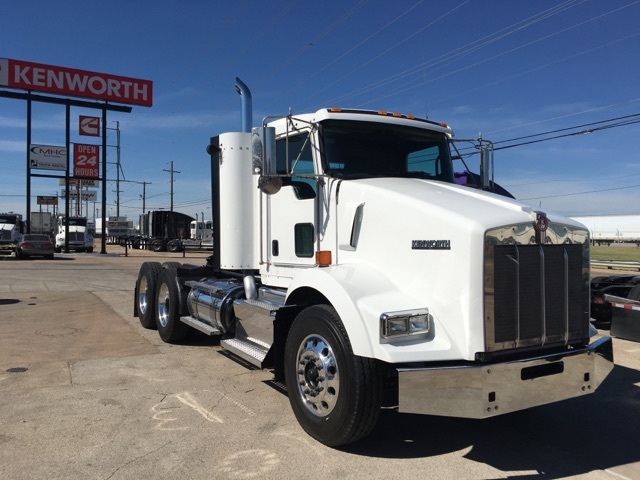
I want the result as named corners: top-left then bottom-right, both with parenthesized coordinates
top-left (0, 58), bottom-right (152, 107)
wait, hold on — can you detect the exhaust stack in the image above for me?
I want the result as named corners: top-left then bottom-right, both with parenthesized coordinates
top-left (235, 77), bottom-right (252, 133)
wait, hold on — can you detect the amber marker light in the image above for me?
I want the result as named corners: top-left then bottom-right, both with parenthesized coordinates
top-left (316, 250), bottom-right (332, 267)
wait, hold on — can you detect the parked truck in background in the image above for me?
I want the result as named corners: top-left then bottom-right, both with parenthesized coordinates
top-left (133, 79), bottom-right (614, 447)
top-left (95, 217), bottom-right (133, 244)
top-left (54, 215), bottom-right (94, 253)
top-left (30, 212), bottom-right (54, 236)
top-left (569, 214), bottom-right (640, 246)
top-left (0, 212), bottom-right (24, 256)
top-left (190, 219), bottom-right (213, 243)
top-left (135, 210), bottom-right (194, 252)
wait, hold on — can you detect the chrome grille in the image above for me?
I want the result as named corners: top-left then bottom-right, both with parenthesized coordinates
top-left (484, 220), bottom-right (590, 353)
top-left (68, 232), bottom-right (85, 242)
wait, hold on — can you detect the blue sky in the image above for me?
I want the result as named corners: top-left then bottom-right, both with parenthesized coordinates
top-left (1, 0), bottom-right (639, 221)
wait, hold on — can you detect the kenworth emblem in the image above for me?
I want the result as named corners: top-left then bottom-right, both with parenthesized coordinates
top-left (534, 211), bottom-right (548, 244)
top-left (412, 240), bottom-right (451, 250)
top-left (535, 212), bottom-right (548, 232)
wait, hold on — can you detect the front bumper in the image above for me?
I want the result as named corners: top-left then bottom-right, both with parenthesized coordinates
top-left (398, 335), bottom-right (613, 418)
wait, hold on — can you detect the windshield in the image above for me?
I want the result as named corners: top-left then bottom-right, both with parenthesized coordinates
top-left (320, 120), bottom-right (454, 182)
top-left (62, 217), bottom-right (87, 227)
top-left (0, 215), bottom-right (19, 224)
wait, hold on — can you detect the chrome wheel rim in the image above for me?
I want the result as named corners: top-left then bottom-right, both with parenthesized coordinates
top-left (157, 283), bottom-right (170, 328)
top-left (138, 276), bottom-right (149, 315)
top-left (295, 334), bottom-right (340, 417)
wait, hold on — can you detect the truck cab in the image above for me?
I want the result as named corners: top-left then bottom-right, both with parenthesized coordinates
top-left (0, 213), bottom-right (24, 255)
top-left (55, 216), bottom-right (94, 253)
top-left (134, 80), bottom-right (613, 447)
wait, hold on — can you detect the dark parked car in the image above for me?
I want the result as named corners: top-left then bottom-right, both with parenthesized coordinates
top-left (16, 234), bottom-right (55, 259)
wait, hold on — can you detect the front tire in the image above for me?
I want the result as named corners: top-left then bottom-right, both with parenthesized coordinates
top-left (155, 267), bottom-right (189, 343)
top-left (136, 262), bottom-right (162, 329)
top-left (284, 305), bottom-right (382, 447)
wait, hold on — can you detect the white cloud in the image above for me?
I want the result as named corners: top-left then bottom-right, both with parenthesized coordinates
top-left (0, 139), bottom-right (25, 152)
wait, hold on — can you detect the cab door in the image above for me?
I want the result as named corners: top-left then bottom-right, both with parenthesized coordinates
top-left (264, 130), bottom-right (318, 273)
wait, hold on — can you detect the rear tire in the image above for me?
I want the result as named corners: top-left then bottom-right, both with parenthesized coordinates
top-left (156, 267), bottom-right (189, 343)
top-left (136, 262), bottom-right (162, 329)
top-left (284, 305), bottom-right (382, 447)
top-left (167, 239), bottom-right (182, 252)
top-left (151, 239), bottom-right (165, 252)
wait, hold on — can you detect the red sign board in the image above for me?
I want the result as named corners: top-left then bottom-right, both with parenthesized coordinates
top-left (73, 144), bottom-right (99, 178)
top-left (79, 116), bottom-right (100, 136)
top-left (0, 58), bottom-right (152, 107)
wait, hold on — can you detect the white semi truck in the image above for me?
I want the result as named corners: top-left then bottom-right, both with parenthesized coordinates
top-left (133, 79), bottom-right (614, 447)
top-left (54, 215), bottom-right (94, 253)
top-left (0, 212), bottom-right (24, 256)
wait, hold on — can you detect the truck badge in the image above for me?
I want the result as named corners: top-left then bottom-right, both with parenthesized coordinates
top-left (534, 211), bottom-right (548, 244)
top-left (535, 212), bottom-right (548, 232)
top-left (411, 240), bottom-right (451, 250)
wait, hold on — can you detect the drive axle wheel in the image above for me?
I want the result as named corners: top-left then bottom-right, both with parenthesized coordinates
top-left (135, 262), bottom-right (162, 329)
top-left (155, 267), bottom-right (188, 343)
top-left (284, 305), bottom-right (382, 447)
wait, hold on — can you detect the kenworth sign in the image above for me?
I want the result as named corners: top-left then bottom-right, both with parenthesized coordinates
top-left (0, 58), bottom-right (152, 107)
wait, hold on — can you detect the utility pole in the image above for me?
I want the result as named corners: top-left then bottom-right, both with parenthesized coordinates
top-left (140, 181), bottom-right (150, 213)
top-left (115, 121), bottom-right (121, 218)
top-left (163, 161), bottom-right (180, 212)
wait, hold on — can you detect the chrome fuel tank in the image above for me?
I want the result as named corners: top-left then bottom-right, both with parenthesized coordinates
top-left (186, 279), bottom-right (244, 332)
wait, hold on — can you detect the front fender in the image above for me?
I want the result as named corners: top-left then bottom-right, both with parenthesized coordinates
top-left (286, 264), bottom-right (433, 361)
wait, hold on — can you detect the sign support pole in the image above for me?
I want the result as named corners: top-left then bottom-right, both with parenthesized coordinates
top-left (101, 106), bottom-right (107, 254)
top-left (26, 96), bottom-right (32, 233)
top-left (64, 103), bottom-right (71, 253)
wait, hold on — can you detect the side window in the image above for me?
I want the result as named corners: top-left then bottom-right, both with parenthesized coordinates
top-left (407, 144), bottom-right (442, 177)
top-left (276, 132), bottom-right (317, 197)
top-left (294, 223), bottom-right (314, 257)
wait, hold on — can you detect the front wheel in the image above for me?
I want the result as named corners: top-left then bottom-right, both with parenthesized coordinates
top-left (151, 239), bottom-right (165, 252)
top-left (284, 305), bottom-right (382, 447)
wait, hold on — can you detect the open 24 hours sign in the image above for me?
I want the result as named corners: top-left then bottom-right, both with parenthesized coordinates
top-left (74, 144), bottom-right (99, 178)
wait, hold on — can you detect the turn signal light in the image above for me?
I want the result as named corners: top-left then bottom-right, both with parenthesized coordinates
top-left (316, 250), bottom-right (332, 267)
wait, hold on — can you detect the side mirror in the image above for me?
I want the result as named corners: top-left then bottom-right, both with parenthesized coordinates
top-left (252, 126), bottom-right (282, 194)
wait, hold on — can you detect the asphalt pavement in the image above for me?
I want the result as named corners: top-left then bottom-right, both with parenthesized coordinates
top-left (0, 247), bottom-right (639, 480)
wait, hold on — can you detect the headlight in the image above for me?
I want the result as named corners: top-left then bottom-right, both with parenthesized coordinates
top-left (380, 309), bottom-right (430, 339)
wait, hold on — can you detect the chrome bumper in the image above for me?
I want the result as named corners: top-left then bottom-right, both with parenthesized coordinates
top-left (397, 335), bottom-right (614, 418)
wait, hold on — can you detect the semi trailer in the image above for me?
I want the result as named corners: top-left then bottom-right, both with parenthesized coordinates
top-left (569, 214), bottom-right (640, 246)
top-left (135, 210), bottom-right (194, 252)
top-left (30, 211), bottom-right (54, 236)
top-left (133, 79), bottom-right (614, 447)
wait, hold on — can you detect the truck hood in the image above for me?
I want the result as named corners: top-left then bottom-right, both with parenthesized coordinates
top-left (332, 177), bottom-right (587, 360)
top-left (339, 174), bottom-right (582, 238)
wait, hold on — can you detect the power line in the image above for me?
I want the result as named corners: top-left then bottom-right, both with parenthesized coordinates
top-left (520, 184), bottom-right (640, 201)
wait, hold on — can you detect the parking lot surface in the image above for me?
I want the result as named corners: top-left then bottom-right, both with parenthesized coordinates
top-left (1, 248), bottom-right (639, 480)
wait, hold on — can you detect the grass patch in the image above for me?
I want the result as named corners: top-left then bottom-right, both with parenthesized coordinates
top-left (591, 245), bottom-right (640, 262)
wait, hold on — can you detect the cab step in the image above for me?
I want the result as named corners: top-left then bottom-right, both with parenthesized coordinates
top-left (221, 338), bottom-right (269, 368)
